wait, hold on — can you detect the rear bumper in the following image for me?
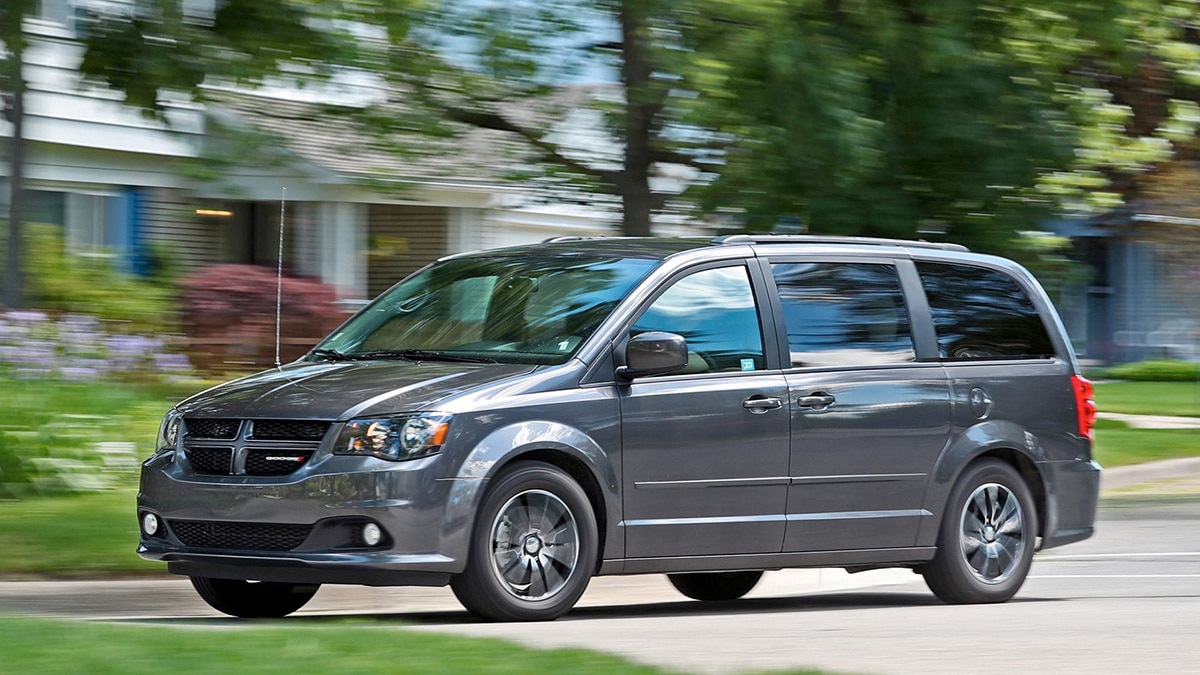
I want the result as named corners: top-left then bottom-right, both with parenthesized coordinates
top-left (1040, 458), bottom-right (1101, 550)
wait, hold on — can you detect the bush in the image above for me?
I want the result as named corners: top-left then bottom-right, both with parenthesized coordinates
top-left (24, 223), bottom-right (178, 334)
top-left (180, 265), bottom-right (345, 370)
top-left (1100, 360), bottom-right (1200, 382)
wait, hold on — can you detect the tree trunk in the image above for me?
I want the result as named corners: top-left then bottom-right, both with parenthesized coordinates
top-left (619, 1), bottom-right (655, 237)
top-left (3, 6), bottom-right (27, 308)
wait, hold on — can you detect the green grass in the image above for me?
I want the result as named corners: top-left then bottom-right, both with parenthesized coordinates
top-left (1, 376), bottom-right (205, 459)
top-left (1092, 419), bottom-right (1200, 467)
top-left (0, 617), bottom-right (674, 675)
top-left (1094, 381), bottom-right (1200, 418)
top-left (0, 488), bottom-right (155, 577)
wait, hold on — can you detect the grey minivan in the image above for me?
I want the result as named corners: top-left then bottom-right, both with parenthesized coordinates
top-left (138, 235), bottom-right (1100, 621)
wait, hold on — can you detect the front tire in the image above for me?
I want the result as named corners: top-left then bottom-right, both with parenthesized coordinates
top-left (668, 571), bottom-right (763, 602)
top-left (920, 459), bottom-right (1037, 604)
top-left (451, 461), bottom-right (598, 621)
top-left (190, 577), bottom-right (319, 618)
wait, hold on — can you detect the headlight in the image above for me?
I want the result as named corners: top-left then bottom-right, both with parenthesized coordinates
top-left (335, 413), bottom-right (452, 461)
top-left (157, 410), bottom-right (182, 452)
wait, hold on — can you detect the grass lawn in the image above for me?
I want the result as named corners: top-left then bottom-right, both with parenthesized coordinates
top-left (0, 617), bottom-right (678, 675)
top-left (1, 376), bottom-right (206, 458)
top-left (0, 488), bottom-right (155, 577)
top-left (1092, 419), bottom-right (1200, 468)
top-left (1094, 381), bottom-right (1200, 418)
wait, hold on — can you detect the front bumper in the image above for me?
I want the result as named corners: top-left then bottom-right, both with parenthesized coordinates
top-left (137, 451), bottom-right (476, 584)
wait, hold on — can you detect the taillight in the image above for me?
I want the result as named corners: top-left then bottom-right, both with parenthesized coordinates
top-left (1071, 375), bottom-right (1097, 441)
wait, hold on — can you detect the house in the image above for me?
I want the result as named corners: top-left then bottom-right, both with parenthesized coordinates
top-left (2, 3), bottom-right (704, 307)
top-left (1048, 187), bottom-right (1200, 365)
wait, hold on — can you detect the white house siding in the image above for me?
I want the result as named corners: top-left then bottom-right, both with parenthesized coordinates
top-left (138, 188), bottom-right (219, 273)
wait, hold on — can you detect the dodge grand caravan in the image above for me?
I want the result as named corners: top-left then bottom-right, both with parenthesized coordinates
top-left (138, 235), bottom-right (1100, 621)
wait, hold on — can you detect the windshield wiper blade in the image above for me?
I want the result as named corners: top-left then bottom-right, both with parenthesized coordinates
top-left (310, 348), bottom-right (352, 362)
top-left (361, 349), bottom-right (498, 364)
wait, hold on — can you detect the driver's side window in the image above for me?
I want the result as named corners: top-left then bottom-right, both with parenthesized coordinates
top-left (631, 266), bottom-right (765, 374)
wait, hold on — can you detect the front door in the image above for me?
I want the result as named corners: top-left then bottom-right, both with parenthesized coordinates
top-left (619, 264), bottom-right (791, 558)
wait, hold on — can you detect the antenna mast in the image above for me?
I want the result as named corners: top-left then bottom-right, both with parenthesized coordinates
top-left (275, 187), bottom-right (286, 369)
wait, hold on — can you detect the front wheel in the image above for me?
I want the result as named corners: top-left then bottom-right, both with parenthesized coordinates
top-left (451, 461), bottom-right (598, 621)
top-left (668, 571), bottom-right (763, 602)
top-left (190, 577), bottom-right (319, 618)
top-left (920, 459), bottom-right (1037, 604)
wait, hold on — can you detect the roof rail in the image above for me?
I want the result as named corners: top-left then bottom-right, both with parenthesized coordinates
top-left (711, 234), bottom-right (969, 252)
top-left (542, 235), bottom-right (615, 243)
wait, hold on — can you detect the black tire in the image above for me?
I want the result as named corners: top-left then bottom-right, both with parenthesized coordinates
top-left (451, 461), bottom-right (599, 622)
top-left (920, 459), bottom-right (1037, 604)
top-left (668, 571), bottom-right (763, 602)
top-left (190, 577), bottom-right (319, 618)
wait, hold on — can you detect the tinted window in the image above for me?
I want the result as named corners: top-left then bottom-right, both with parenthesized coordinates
top-left (631, 266), bottom-right (764, 374)
top-left (771, 263), bottom-right (915, 368)
top-left (917, 262), bottom-right (1055, 360)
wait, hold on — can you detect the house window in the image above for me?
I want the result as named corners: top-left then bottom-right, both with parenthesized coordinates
top-left (27, 190), bottom-right (129, 258)
top-left (38, 0), bottom-right (72, 25)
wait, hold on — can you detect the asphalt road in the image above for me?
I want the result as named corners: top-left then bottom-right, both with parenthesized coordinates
top-left (3, 486), bottom-right (1199, 674)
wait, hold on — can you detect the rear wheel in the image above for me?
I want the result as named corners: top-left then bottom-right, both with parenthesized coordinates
top-left (668, 571), bottom-right (763, 602)
top-left (190, 577), bottom-right (319, 618)
top-left (451, 461), bottom-right (598, 621)
top-left (920, 459), bottom-right (1037, 604)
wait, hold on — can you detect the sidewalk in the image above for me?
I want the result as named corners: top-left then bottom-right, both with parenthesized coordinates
top-left (1097, 412), bottom-right (1200, 430)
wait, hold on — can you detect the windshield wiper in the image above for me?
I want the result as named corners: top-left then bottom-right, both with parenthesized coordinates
top-left (355, 349), bottom-right (498, 364)
top-left (310, 348), bottom-right (352, 362)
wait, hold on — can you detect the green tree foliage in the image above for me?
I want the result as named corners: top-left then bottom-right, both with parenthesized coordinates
top-left (681, 0), bottom-right (1200, 251)
top-left (74, 1), bottom-right (1200, 244)
top-left (77, 0), bottom-right (711, 236)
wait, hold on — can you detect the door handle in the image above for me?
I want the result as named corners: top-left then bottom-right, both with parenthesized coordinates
top-left (742, 396), bottom-right (783, 414)
top-left (796, 394), bottom-right (836, 409)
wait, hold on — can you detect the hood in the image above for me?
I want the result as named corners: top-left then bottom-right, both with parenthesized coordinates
top-left (177, 360), bottom-right (537, 420)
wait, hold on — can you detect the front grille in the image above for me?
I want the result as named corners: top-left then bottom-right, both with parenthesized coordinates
top-left (245, 449), bottom-right (314, 476)
top-left (251, 420), bottom-right (330, 441)
top-left (169, 520), bottom-right (313, 551)
top-left (185, 447), bottom-right (233, 475)
top-left (185, 418), bottom-right (239, 440)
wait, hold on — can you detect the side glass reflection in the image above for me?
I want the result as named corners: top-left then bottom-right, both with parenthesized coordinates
top-left (771, 263), bottom-right (915, 367)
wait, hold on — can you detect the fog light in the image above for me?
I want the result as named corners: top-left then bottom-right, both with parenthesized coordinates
top-left (142, 513), bottom-right (160, 537)
top-left (362, 523), bottom-right (382, 547)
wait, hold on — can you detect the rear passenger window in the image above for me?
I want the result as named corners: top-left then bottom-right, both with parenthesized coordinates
top-left (771, 262), bottom-right (915, 367)
top-left (917, 262), bottom-right (1055, 360)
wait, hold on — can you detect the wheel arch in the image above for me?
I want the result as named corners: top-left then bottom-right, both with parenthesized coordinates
top-left (919, 421), bottom-right (1050, 547)
top-left (442, 421), bottom-right (620, 571)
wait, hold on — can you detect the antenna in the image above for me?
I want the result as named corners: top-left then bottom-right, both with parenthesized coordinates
top-left (275, 186), bottom-right (286, 369)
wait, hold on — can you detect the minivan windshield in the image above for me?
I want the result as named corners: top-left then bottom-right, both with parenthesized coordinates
top-left (310, 253), bottom-right (660, 365)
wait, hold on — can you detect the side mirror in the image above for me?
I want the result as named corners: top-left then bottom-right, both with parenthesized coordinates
top-left (617, 331), bottom-right (689, 380)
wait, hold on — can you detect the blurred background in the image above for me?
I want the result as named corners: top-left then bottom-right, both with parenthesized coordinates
top-left (0, 0), bottom-right (1197, 575)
